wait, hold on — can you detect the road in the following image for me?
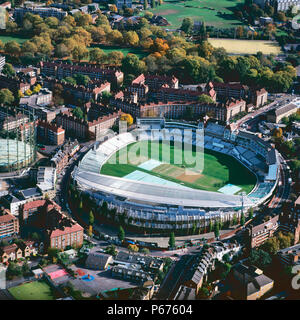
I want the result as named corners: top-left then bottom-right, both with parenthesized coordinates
top-left (234, 94), bottom-right (297, 131)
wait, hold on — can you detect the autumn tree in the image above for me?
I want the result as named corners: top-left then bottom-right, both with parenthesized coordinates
top-left (123, 31), bottom-right (139, 47)
top-left (120, 113), bottom-right (134, 126)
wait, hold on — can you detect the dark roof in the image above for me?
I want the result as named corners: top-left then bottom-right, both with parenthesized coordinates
top-left (85, 252), bottom-right (112, 269)
top-left (270, 103), bottom-right (298, 117)
top-left (20, 187), bottom-right (41, 199)
top-left (267, 148), bottom-right (277, 165)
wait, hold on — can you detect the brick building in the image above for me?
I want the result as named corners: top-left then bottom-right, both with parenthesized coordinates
top-left (229, 263), bottom-right (274, 300)
top-left (0, 113), bottom-right (29, 131)
top-left (55, 109), bottom-right (121, 140)
top-left (278, 196), bottom-right (300, 245)
top-left (43, 78), bottom-right (111, 103)
top-left (0, 209), bottom-right (19, 239)
top-left (277, 243), bottom-right (300, 266)
top-left (245, 216), bottom-right (279, 249)
top-left (267, 102), bottom-right (299, 123)
top-left (111, 95), bottom-right (246, 122)
top-left (211, 82), bottom-right (249, 100)
top-left (132, 73), bottom-right (179, 90)
top-left (40, 62), bottom-right (123, 88)
top-left (37, 120), bottom-right (65, 145)
top-left (20, 199), bottom-right (83, 250)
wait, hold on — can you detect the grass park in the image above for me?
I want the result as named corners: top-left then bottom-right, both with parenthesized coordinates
top-left (89, 44), bottom-right (149, 58)
top-left (0, 34), bottom-right (29, 44)
top-left (9, 280), bottom-right (55, 300)
top-left (208, 38), bottom-right (282, 55)
top-left (150, 0), bottom-right (245, 29)
top-left (100, 140), bottom-right (256, 194)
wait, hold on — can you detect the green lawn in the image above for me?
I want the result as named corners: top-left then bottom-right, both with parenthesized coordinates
top-left (9, 280), bottom-right (55, 300)
top-left (89, 44), bottom-right (149, 58)
top-left (101, 140), bottom-right (256, 193)
top-left (149, 0), bottom-right (244, 29)
top-left (0, 35), bottom-right (29, 44)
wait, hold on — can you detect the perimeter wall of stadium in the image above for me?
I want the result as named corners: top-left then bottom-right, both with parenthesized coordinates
top-left (72, 120), bottom-right (280, 234)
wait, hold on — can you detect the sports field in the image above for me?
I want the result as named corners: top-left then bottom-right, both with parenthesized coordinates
top-left (9, 280), bottom-right (55, 300)
top-left (208, 38), bottom-right (282, 55)
top-left (150, 0), bottom-right (244, 29)
top-left (100, 140), bottom-right (256, 194)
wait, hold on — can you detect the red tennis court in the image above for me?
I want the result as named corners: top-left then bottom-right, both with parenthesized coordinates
top-left (48, 269), bottom-right (68, 280)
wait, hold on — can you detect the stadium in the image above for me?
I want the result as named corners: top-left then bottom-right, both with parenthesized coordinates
top-left (72, 119), bottom-right (280, 234)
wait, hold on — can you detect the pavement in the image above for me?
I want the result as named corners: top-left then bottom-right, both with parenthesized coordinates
top-left (69, 265), bottom-right (136, 296)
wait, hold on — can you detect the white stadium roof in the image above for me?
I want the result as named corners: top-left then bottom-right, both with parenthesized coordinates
top-left (74, 170), bottom-right (254, 209)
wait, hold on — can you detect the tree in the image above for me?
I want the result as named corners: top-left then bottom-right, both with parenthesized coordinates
top-left (140, 247), bottom-right (150, 254)
top-left (105, 244), bottom-right (117, 256)
top-left (121, 54), bottom-right (146, 76)
top-left (118, 226), bottom-right (125, 242)
top-left (106, 51), bottom-right (124, 66)
top-left (0, 89), bottom-right (14, 106)
top-left (2, 63), bottom-right (15, 77)
top-left (48, 247), bottom-right (60, 263)
top-left (4, 41), bottom-right (21, 56)
top-left (31, 232), bottom-right (40, 241)
top-left (273, 127), bottom-right (283, 138)
top-left (101, 91), bottom-right (112, 106)
top-left (73, 74), bottom-right (90, 86)
top-left (89, 48), bottom-right (106, 64)
top-left (120, 113), bottom-right (133, 126)
top-left (232, 214), bottom-right (238, 226)
top-left (240, 211), bottom-right (245, 226)
top-left (198, 94), bottom-right (215, 104)
top-left (276, 11), bottom-right (287, 22)
top-left (72, 45), bottom-right (89, 61)
top-left (88, 210), bottom-right (94, 235)
top-left (72, 107), bottom-right (84, 119)
top-left (128, 244), bottom-right (139, 252)
top-left (249, 249), bottom-right (272, 269)
top-left (249, 207), bottom-right (254, 220)
top-left (209, 220), bottom-right (213, 232)
top-left (107, 30), bottom-right (123, 45)
top-left (63, 77), bottom-right (77, 86)
top-left (33, 84), bottom-right (42, 94)
top-left (144, 0), bottom-right (148, 10)
top-left (25, 89), bottom-right (32, 96)
top-left (261, 237), bottom-right (280, 255)
top-left (181, 17), bottom-right (193, 35)
top-left (123, 31), bottom-right (139, 47)
top-left (214, 222), bottom-right (220, 238)
top-left (169, 232), bottom-right (176, 248)
top-left (223, 253), bottom-right (231, 263)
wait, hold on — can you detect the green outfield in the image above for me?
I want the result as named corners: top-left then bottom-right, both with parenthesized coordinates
top-left (149, 0), bottom-right (244, 29)
top-left (9, 281), bottom-right (55, 300)
top-left (100, 140), bottom-right (256, 194)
